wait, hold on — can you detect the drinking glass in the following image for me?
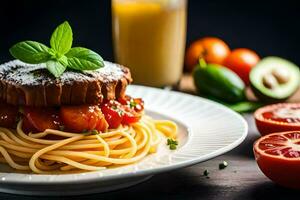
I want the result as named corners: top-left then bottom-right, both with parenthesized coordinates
top-left (112, 0), bottom-right (187, 87)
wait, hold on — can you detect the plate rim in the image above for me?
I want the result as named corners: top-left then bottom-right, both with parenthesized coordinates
top-left (0, 85), bottom-right (248, 185)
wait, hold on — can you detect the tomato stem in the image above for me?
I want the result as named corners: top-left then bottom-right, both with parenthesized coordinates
top-left (199, 58), bottom-right (207, 69)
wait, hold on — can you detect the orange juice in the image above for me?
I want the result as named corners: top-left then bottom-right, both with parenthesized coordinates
top-left (112, 0), bottom-right (187, 86)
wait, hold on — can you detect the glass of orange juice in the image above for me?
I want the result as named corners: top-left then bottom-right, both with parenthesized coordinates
top-left (112, 0), bottom-right (187, 87)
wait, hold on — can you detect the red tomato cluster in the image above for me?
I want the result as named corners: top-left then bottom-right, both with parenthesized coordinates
top-left (0, 96), bottom-right (144, 133)
top-left (185, 37), bottom-right (260, 85)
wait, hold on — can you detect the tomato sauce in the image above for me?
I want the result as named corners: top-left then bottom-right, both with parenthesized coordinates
top-left (0, 96), bottom-right (144, 132)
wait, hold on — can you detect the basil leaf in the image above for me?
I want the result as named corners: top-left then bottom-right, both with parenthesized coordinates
top-left (50, 21), bottom-right (73, 55)
top-left (9, 41), bottom-right (50, 64)
top-left (66, 47), bottom-right (104, 70)
top-left (9, 21), bottom-right (105, 78)
top-left (59, 55), bottom-right (68, 66)
top-left (46, 60), bottom-right (67, 78)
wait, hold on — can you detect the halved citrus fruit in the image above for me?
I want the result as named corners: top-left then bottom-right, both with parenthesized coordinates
top-left (253, 131), bottom-right (300, 189)
top-left (254, 103), bottom-right (300, 136)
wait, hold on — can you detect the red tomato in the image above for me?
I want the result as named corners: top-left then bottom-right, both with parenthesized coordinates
top-left (101, 99), bottom-right (142, 128)
top-left (185, 37), bottom-right (230, 71)
top-left (23, 107), bottom-right (62, 132)
top-left (60, 105), bottom-right (108, 132)
top-left (118, 95), bottom-right (144, 112)
top-left (0, 104), bottom-right (19, 128)
top-left (95, 116), bottom-right (109, 131)
top-left (253, 131), bottom-right (300, 189)
top-left (223, 48), bottom-right (260, 85)
top-left (101, 100), bottom-right (123, 129)
top-left (121, 106), bottom-right (141, 125)
top-left (254, 103), bottom-right (300, 136)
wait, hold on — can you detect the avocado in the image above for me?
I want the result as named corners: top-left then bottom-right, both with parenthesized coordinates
top-left (193, 59), bottom-right (245, 103)
top-left (250, 57), bottom-right (300, 103)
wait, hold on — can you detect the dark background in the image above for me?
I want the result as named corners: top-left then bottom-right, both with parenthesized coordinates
top-left (1, 0), bottom-right (299, 65)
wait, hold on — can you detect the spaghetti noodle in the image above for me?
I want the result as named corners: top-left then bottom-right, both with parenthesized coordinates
top-left (0, 115), bottom-right (177, 174)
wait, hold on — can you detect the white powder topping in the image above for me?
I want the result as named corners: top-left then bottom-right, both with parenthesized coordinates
top-left (0, 60), bottom-right (128, 86)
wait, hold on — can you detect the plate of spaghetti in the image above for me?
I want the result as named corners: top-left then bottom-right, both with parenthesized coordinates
top-left (0, 83), bottom-right (247, 195)
top-left (0, 22), bottom-right (247, 195)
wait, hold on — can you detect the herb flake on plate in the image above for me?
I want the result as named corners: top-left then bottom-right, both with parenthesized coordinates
top-left (167, 138), bottom-right (178, 150)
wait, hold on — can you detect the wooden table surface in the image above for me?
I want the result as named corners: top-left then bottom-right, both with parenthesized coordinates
top-left (0, 76), bottom-right (299, 199)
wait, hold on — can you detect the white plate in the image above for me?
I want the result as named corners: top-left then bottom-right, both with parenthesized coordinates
top-left (0, 85), bottom-right (248, 196)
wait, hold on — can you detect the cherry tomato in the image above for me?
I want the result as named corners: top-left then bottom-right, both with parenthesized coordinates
top-left (118, 95), bottom-right (144, 112)
top-left (253, 131), bottom-right (300, 189)
top-left (254, 103), bottom-right (300, 136)
top-left (60, 105), bottom-right (108, 132)
top-left (0, 104), bottom-right (19, 128)
top-left (223, 48), bottom-right (260, 85)
top-left (95, 116), bottom-right (109, 132)
top-left (23, 107), bottom-right (62, 132)
top-left (121, 106), bottom-right (141, 125)
top-left (101, 99), bottom-right (142, 128)
top-left (101, 100), bottom-right (123, 129)
top-left (185, 37), bottom-right (230, 71)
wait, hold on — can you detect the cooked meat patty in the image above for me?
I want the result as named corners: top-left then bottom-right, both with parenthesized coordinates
top-left (0, 60), bottom-right (132, 107)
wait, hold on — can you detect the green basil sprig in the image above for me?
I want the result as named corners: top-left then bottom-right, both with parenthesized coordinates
top-left (9, 21), bottom-right (104, 78)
